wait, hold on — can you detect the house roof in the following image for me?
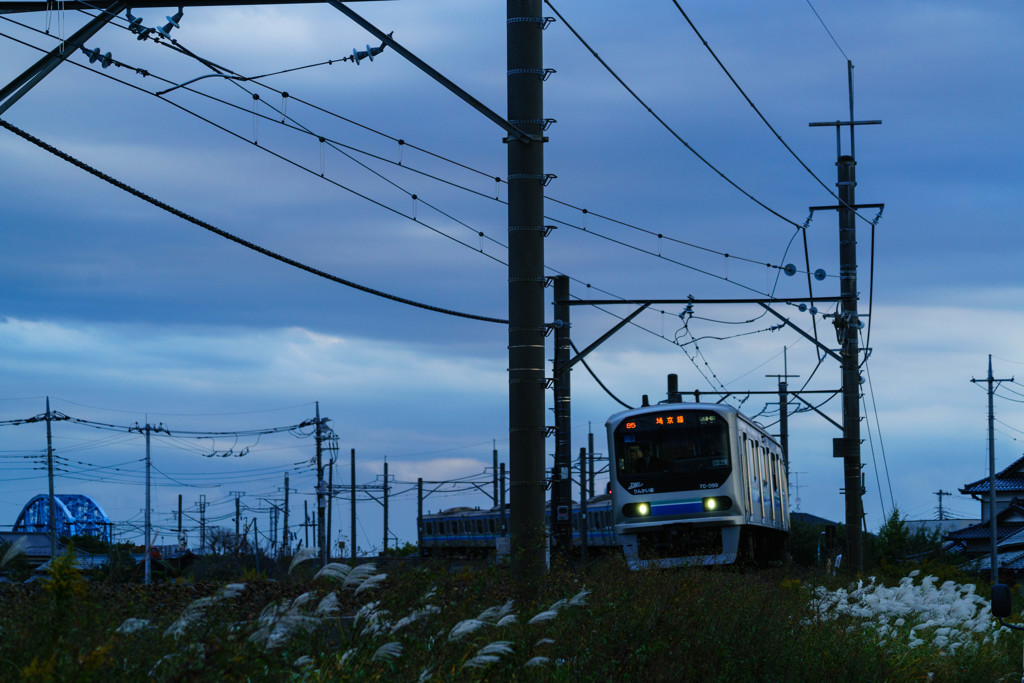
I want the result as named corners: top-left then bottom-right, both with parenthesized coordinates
top-left (962, 453), bottom-right (1024, 494)
top-left (946, 503), bottom-right (1024, 541)
top-left (961, 548), bottom-right (1024, 572)
top-left (0, 532), bottom-right (64, 558)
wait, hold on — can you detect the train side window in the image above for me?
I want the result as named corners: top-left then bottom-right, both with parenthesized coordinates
top-left (476, 519), bottom-right (484, 534)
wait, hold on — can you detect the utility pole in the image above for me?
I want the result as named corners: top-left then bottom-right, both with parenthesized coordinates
top-left (45, 397), bottom-right (56, 560)
top-left (350, 447), bottom-right (357, 562)
top-left (579, 446), bottom-right (588, 561)
top-left (382, 460), bottom-right (389, 553)
top-left (328, 458), bottom-right (335, 559)
top-left (199, 494), bottom-right (207, 553)
top-left (283, 474), bottom-right (290, 555)
top-left (971, 355), bottom-right (1012, 583)
top-left (587, 428), bottom-right (595, 499)
top-left (315, 401), bottom-right (326, 565)
top-left (129, 419), bottom-right (166, 585)
top-left (791, 472), bottom-right (808, 512)
top-left (492, 441), bottom-right (499, 506)
top-left (552, 275), bottom-right (572, 559)
top-left (933, 489), bottom-right (951, 521)
top-left (231, 491), bottom-right (243, 537)
top-left (144, 423), bottom-right (151, 585)
top-left (507, 0), bottom-right (549, 586)
top-left (767, 348), bottom-right (798, 478)
top-left (177, 494), bottom-right (183, 548)
top-left (810, 60), bottom-right (881, 574)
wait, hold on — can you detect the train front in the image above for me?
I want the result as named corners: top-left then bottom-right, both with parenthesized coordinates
top-left (607, 403), bottom-right (744, 569)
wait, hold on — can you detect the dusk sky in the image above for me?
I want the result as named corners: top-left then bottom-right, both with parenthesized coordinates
top-left (1, 1), bottom-right (1022, 554)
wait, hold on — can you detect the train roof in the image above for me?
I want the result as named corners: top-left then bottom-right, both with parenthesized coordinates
top-left (605, 401), bottom-right (778, 445)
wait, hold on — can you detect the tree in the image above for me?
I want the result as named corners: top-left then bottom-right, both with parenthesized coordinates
top-left (875, 509), bottom-right (912, 564)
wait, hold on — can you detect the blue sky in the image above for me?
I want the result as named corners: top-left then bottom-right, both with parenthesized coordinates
top-left (1, 1), bottom-right (1022, 553)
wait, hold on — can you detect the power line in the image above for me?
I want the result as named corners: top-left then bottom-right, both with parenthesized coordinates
top-left (544, 0), bottom-right (803, 230)
top-left (0, 118), bottom-right (509, 325)
top-left (804, 0), bottom-right (850, 61)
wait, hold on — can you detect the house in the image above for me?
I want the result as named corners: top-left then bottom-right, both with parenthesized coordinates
top-left (946, 454), bottom-right (1024, 577)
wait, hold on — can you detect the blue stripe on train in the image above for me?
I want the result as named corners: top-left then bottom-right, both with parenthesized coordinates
top-left (651, 500), bottom-right (703, 516)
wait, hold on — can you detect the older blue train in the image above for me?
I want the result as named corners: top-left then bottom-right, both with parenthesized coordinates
top-left (419, 378), bottom-right (790, 566)
top-left (418, 493), bottom-right (619, 559)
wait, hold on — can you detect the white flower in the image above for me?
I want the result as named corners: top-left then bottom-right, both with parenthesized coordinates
top-left (524, 656), bottom-right (550, 667)
top-left (463, 654), bottom-right (501, 668)
top-left (535, 638), bottom-right (555, 646)
top-left (372, 642), bottom-right (403, 662)
top-left (315, 592), bottom-right (340, 616)
top-left (528, 609), bottom-right (558, 624)
top-left (293, 655), bottom-right (314, 667)
top-left (314, 562), bottom-right (352, 582)
top-left (477, 641), bottom-right (514, 656)
top-left (354, 573), bottom-right (388, 596)
top-left (343, 563), bottom-right (378, 589)
top-left (568, 588), bottom-right (591, 607)
top-left (116, 618), bottom-right (153, 634)
top-left (219, 583), bottom-right (246, 599)
top-left (449, 618), bottom-right (487, 641)
top-left (478, 600), bottom-right (515, 623)
top-left (496, 614), bottom-right (518, 627)
top-left (288, 547), bottom-right (319, 574)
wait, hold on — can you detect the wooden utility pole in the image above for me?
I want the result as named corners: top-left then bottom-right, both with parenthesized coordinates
top-left (315, 401), bottom-right (326, 565)
top-left (283, 474), bottom-right (290, 554)
top-left (972, 356), bottom-right (1012, 583)
top-left (45, 397), bottom-right (56, 560)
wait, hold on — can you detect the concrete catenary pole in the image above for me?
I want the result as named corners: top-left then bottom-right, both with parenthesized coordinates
top-left (507, 0), bottom-right (548, 586)
top-left (837, 152), bottom-right (863, 573)
top-left (552, 275), bottom-right (572, 558)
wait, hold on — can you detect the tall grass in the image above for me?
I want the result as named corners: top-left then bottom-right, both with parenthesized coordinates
top-left (0, 553), bottom-right (1020, 681)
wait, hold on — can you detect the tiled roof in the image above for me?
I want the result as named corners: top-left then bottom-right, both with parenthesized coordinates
top-left (962, 453), bottom-right (1024, 493)
top-left (946, 520), bottom-right (1024, 541)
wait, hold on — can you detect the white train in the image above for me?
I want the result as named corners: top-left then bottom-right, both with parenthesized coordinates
top-left (607, 380), bottom-right (789, 569)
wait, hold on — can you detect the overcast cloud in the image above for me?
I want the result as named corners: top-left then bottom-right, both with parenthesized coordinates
top-left (1, 1), bottom-right (1022, 551)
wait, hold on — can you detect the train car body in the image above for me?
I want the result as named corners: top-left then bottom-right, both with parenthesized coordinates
top-left (607, 400), bottom-right (789, 569)
top-left (418, 496), bottom-right (619, 559)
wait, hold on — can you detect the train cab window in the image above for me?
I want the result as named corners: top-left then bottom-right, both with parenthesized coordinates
top-left (614, 409), bottom-right (732, 487)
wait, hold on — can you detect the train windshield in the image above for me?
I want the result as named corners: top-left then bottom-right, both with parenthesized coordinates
top-left (614, 409), bottom-right (731, 490)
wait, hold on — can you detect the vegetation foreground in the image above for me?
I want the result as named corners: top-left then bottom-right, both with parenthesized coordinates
top-left (1, 545), bottom-right (1023, 682)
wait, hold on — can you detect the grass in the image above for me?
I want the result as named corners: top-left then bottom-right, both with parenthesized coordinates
top-left (0, 549), bottom-right (1021, 681)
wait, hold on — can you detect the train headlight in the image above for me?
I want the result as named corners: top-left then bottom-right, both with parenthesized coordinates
top-left (702, 496), bottom-right (732, 512)
top-left (622, 502), bottom-right (651, 518)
